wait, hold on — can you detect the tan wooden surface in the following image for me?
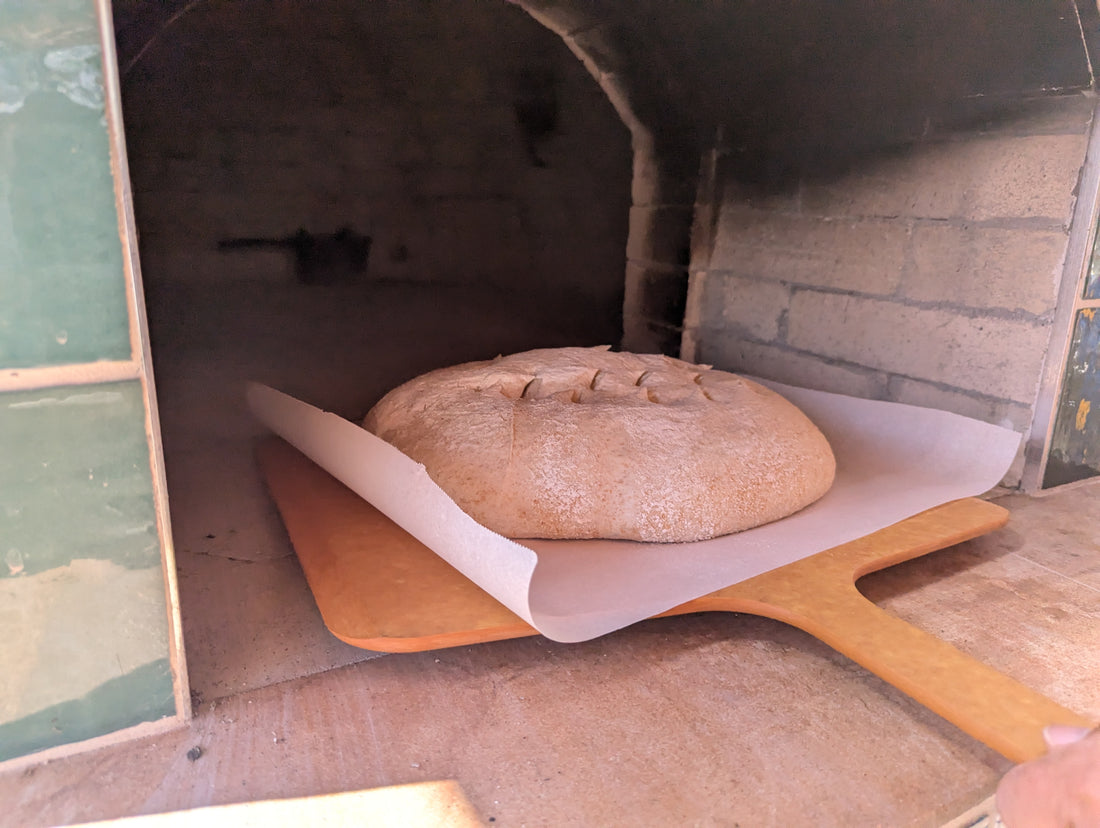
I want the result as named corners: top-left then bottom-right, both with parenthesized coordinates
top-left (257, 437), bottom-right (1095, 763)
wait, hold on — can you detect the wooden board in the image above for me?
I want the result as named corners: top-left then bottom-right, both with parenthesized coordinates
top-left (257, 437), bottom-right (1095, 763)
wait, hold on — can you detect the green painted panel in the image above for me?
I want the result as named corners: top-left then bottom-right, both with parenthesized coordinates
top-left (0, 381), bottom-right (173, 757)
top-left (0, 659), bottom-right (174, 762)
top-left (0, 381), bottom-right (160, 576)
top-left (1044, 309), bottom-right (1100, 487)
top-left (0, 0), bottom-right (132, 369)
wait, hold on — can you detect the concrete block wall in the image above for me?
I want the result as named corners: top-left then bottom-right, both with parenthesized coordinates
top-left (683, 94), bottom-right (1095, 487)
top-left (119, 0), bottom-right (632, 320)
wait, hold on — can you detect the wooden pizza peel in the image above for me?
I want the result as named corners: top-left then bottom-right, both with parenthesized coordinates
top-left (256, 436), bottom-right (1095, 763)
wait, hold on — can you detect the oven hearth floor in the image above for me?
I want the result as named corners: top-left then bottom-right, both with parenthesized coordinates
top-left (2, 279), bottom-right (1098, 826)
top-left (3, 477), bottom-right (1099, 827)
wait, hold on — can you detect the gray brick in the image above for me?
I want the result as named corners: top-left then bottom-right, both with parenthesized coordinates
top-left (682, 268), bottom-right (711, 335)
top-left (905, 224), bottom-right (1067, 315)
top-left (800, 144), bottom-right (967, 219)
top-left (963, 134), bottom-right (1087, 222)
top-left (696, 337), bottom-right (888, 399)
top-left (627, 205), bottom-right (694, 266)
top-left (712, 207), bottom-right (906, 294)
top-left (631, 145), bottom-right (697, 207)
top-left (697, 272), bottom-right (790, 343)
top-left (799, 132), bottom-right (1087, 223)
top-left (969, 93), bottom-right (1093, 137)
top-left (786, 291), bottom-right (1052, 402)
top-left (887, 376), bottom-right (1034, 432)
top-left (887, 373), bottom-right (1031, 488)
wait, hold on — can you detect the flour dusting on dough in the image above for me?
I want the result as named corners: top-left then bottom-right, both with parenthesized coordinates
top-left (364, 347), bottom-right (835, 542)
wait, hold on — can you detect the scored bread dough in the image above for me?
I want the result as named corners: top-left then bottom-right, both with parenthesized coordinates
top-left (363, 346), bottom-right (836, 542)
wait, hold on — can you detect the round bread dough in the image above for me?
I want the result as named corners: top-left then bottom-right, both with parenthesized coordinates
top-left (363, 346), bottom-right (835, 542)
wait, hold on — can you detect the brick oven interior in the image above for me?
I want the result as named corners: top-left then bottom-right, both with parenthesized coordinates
top-left (111, 0), bottom-right (1100, 696)
top-left (113, 0), bottom-right (646, 700)
top-left (5, 0), bottom-right (1100, 823)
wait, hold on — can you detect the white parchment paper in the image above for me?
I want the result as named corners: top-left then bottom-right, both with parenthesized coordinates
top-left (247, 381), bottom-right (1020, 643)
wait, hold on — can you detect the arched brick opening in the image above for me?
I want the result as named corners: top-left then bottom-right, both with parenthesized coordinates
top-left (511, 1), bottom-right (697, 355)
top-left (113, 2), bottom-right (704, 386)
